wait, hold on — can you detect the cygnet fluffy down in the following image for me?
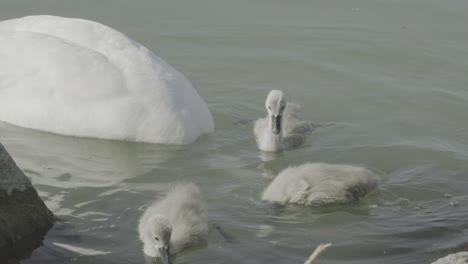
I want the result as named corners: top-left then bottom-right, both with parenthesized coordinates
top-left (262, 163), bottom-right (378, 206)
top-left (138, 182), bottom-right (208, 264)
top-left (254, 90), bottom-right (314, 152)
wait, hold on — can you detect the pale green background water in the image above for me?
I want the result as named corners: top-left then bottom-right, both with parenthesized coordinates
top-left (1, 0), bottom-right (468, 263)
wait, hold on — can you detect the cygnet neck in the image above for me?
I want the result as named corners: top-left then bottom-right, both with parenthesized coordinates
top-left (261, 116), bottom-right (284, 152)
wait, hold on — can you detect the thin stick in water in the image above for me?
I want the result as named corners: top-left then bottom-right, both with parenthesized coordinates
top-left (304, 243), bottom-right (332, 264)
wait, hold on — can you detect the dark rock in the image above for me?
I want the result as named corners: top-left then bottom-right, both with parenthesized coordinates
top-left (0, 143), bottom-right (55, 261)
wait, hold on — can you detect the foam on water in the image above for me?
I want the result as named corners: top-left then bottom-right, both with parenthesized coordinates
top-left (52, 242), bottom-right (111, 256)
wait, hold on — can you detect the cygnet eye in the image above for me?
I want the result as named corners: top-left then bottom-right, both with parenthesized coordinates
top-left (155, 237), bottom-right (160, 241)
top-left (268, 106), bottom-right (271, 110)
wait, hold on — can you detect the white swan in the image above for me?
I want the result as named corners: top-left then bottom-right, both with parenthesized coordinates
top-left (0, 15), bottom-right (214, 145)
top-left (262, 163), bottom-right (378, 206)
top-left (431, 252), bottom-right (468, 264)
top-left (138, 182), bottom-right (208, 264)
top-left (254, 90), bottom-right (313, 152)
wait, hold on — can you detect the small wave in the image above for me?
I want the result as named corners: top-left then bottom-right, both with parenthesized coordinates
top-left (52, 242), bottom-right (111, 256)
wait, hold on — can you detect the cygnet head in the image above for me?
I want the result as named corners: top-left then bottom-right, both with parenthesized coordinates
top-left (265, 90), bottom-right (287, 135)
top-left (148, 215), bottom-right (173, 264)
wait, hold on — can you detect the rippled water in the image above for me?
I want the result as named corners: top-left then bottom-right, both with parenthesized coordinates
top-left (1, 0), bottom-right (468, 263)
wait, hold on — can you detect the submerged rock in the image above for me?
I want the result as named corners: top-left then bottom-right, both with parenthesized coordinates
top-left (0, 143), bottom-right (55, 261)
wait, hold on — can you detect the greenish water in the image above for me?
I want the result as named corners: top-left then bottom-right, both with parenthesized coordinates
top-left (1, 0), bottom-right (468, 263)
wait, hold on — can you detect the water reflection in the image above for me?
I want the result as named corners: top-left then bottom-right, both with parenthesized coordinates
top-left (0, 122), bottom-right (179, 188)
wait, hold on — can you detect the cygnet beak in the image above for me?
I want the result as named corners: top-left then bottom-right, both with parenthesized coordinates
top-left (157, 245), bottom-right (171, 264)
top-left (271, 115), bottom-right (282, 135)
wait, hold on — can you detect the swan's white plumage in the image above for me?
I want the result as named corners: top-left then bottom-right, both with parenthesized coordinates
top-left (254, 90), bottom-right (313, 151)
top-left (0, 15), bottom-right (213, 144)
top-left (262, 163), bottom-right (378, 206)
top-left (431, 252), bottom-right (468, 264)
top-left (138, 182), bottom-right (208, 258)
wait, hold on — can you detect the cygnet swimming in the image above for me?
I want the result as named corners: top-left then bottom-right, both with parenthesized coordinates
top-left (431, 252), bottom-right (468, 264)
top-left (262, 163), bottom-right (378, 206)
top-left (138, 182), bottom-right (208, 264)
top-left (254, 90), bottom-right (314, 152)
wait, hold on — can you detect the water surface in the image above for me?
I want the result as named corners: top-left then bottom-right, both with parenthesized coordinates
top-left (1, 0), bottom-right (468, 263)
